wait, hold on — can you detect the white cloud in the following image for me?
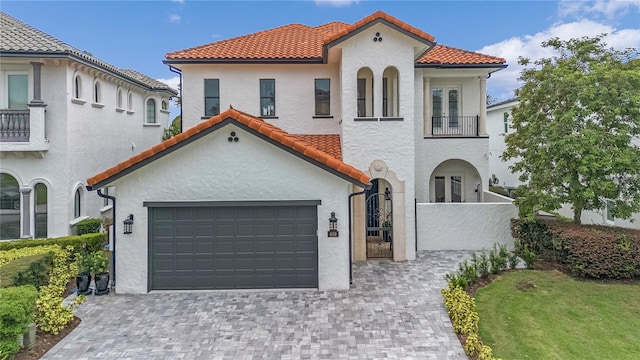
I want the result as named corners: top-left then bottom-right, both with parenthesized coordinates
top-left (478, 20), bottom-right (640, 101)
top-left (168, 14), bottom-right (181, 23)
top-left (314, 0), bottom-right (359, 7)
top-left (171, 0), bottom-right (185, 4)
top-left (559, 0), bottom-right (640, 19)
top-left (157, 76), bottom-right (180, 90)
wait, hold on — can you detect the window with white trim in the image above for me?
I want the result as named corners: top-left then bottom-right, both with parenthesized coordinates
top-left (314, 79), bottom-right (330, 116)
top-left (204, 79), bottom-right (220, 116)
top-left (117, 88), bottom-right (123, 109)
top-left (382, 66), bottom-right (399, 117)
top-left (356, 67), bottom-right (373, 117)
top-left (146, 98), bottom-right (156, 123)
top-left (74, 188), bottom-right (81, 219)
top-left (260, 79), bottom-right (275, 116)
top-left (7, 74), bottom-right (28, 110)
top-left (34, 183), bottom-right (47, 238)
top-left (74, 74), bottom-right (82, 99)
top-left (127, 91), bottom-right (133, 111)
top-left (93, 79), bottom-right (101, 103)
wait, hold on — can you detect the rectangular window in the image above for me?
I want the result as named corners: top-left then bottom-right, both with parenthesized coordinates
top-left (204, 79), bottom-right (220, 116)
top-left (503, 112), bottom-right (509, 133)
top-left (260, 79), bottom-right (275, 116)
top-left (357, 78), bottom-right (367, 117)
top-left (103, 187), bottom-right (109, 207)
top-left (314, 79), bottom-right (330, 116)
top-left (8, 74), bottom-right (28, 110)
top-left (432, 88), bottom-right (443, 127)
top-left (448, 88), bottom-right (459, 128)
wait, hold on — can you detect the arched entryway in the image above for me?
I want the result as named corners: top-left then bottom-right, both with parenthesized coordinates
top-left (365, 179), bottom-right (393, 258)
top-left (429, 159), bottom-right (482, 203)
top-left (0, 173), bottom-right (21, 240)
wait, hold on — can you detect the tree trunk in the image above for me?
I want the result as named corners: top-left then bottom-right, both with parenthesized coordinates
top-left (573, 207), bottom-right (582, 224)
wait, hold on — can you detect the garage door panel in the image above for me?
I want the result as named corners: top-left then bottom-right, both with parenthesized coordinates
top-left (150, 205), bottom-right (318, 290)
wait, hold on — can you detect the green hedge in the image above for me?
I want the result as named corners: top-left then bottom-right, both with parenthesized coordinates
top-left (0, 233), bottom-right (106, 254)
top-left (0, 253), bottom-right (53, 290)
top-left (0, 285), bottom-right (38, 359)
top-left (73, 218), bottom-right (102, 235)
top-left (511, 219), bottom-right (640, 279)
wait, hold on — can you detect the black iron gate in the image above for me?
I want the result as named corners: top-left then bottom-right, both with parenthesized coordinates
top-left (365, 180), bottom-right (392, 258)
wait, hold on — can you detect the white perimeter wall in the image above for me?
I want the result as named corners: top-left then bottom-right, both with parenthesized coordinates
top-left (108, 123), bottom-right (352, 294)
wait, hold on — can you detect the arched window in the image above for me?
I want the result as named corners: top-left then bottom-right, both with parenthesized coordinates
top-left (161, 99), bottom-right (168, 111)
top-left (93, 79), bottom-right (101, 103)
top-left (74, 188), bottom-right (81, 218)
top-left (0, 173), bottom-right (20, 240)
top-left (356, 67), bottom-right (373, 117)
top-left (117, 88), bottom-right (123, 109)
top-left (146, 98), bottom-right (156, 123)
top-left (34, 183), bottom-right (47, 238)
top-left (382, 67), bottom-right (399, 117)
top-left (74, 75), bottom-right (82, 99)
top-left (127, 91), bottom-right (133, 111)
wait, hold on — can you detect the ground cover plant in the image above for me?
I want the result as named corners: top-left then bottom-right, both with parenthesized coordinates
top-left (475, 270), bottom-right (640, 360)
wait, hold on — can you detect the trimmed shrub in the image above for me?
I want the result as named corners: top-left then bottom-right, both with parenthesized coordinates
top-left (0, 285), bottom-right (38, 359)
top-left (0, 233), bottom-right (106, 254)
top-left (0, 253), bottom-right (53, 290)
top-left (73, 218), bottom-right (102, 235)
top-left (489, 186), bottom-right (511, 197)
top-left (511, 219), bottom-right (640, 279)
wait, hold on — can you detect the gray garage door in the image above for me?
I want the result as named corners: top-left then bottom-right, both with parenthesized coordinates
top-left (148, 203), bottom-right (318, 290)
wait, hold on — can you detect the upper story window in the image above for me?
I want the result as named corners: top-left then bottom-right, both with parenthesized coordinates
top-left (314, 79), bottom-right (330, 116)
top-left (204, 79), bottom-right (220, 117)
top-left (74, 74), bottom-right (82, 99)
top-left (116, 88), bottom-right (123, 109)
top-left (93, 79), bottom-right (101, 104)
top-left (146, 98), bottom-right (156, 123)
top-left (7, 74), bottom-right (28, 109)
top-left (503, 112), bottom-right (509, 133)
top-left (356, 67), bottom-right (373, 117)
top-left (382, 67), bottom-right (399, 117)
top-left (34, 183), bottom-right (47, 239)
top-left (127, 91), bottom-right (133, 112)
top-left (432, 85), bottom-right (460, 128)
top-left (260, 79), bottom-right (275, 117)
top-left (161, 99), bottom-right (169, 111)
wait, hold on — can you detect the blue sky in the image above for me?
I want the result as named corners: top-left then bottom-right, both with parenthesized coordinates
top-left (3, 0), bottom-right (639, 121)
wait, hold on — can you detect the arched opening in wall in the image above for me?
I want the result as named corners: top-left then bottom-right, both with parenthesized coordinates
top-left (365, 178), bottom-right (393, 258)
top-left (127, 91), bottom-right (133, 111)
top-left (356, 67), bottom-right (374, 117)
top-left (74, 187), bottom-right (82, 219)
top-left (74, 74), bottom-right (82, 99)
top-left (93, 79), bottom-right (101, 104)
top-left (0, 173), bottom-right (20, 240)
top-left (429, 159), bottom-right (482, 203)
top-left (34, 183), bottom-right (47, 238)
top-left (146, 98), bottom-right (157, 123)
top-left (117, 88), bottom-right (123, 109)
top-left (382, 66), bottom-right (399, 117)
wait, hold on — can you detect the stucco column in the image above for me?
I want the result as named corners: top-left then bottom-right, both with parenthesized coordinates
top-left (29, 62), bottom-right (45, 106)
top-left (20, 187), bottom-right (32, 239)
top-left (479, 76), bottom-right (487, 135)
top-left (424, 77), bottom-right (431, 136)
top-left (352, 185), bottom-right (366, 261)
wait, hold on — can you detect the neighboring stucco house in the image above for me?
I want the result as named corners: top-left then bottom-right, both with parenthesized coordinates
top-left (87, 11), bottom-right (512, 293)
top-left (0, 12), bottom-right (177, 240)
top-left (487, 98), bottom-right (640, 229)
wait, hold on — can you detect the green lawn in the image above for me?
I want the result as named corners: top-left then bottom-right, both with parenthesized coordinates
top-left (475, 270), bottom-right (640, 360)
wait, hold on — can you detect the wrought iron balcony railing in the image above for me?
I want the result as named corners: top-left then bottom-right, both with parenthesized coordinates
top-left (432, 115), bottom-right (479, 137)
top-left (0, 110), bottom-right (30, 142)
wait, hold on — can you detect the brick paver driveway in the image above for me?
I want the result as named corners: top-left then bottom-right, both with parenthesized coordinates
top-left (44, 251), bottom-right (470, 359)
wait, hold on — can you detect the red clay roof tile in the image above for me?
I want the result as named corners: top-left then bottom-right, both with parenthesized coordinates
top-left (165, 11), bottom-right (504, 66)
top-left (87, 109), bottom-right (369, 188)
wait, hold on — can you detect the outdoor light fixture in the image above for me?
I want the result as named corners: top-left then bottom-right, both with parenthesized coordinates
top-left (123, 214), bottom-right (134, 234)
top-left (385, 187), bottom-right (391, 200)
top-left (328, 212), bottom-right (339, 237)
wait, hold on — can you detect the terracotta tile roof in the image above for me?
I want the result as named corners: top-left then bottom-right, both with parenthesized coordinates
top-left (292, 134), bottom-right (342, 160)
top-left (418, 44), bottom-right (506, 65)
top-left (166, 11), bottom-right (504, 66)
top-left (0, 12), bottom-right (177, 95)
top-left (87, 109), bottom-right (369, 188)
top-left (323, 10), bottom-right (434, 44)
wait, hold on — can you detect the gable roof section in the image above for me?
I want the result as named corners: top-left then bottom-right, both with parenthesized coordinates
top-left (417, 45), bottom-right (506, 67)
top-left (292, 134), bottom-right (342, 160)
top-left (164, 11), bottom-right (504, 67)
top-left (0, 12), bottom-right (177, 95)
top-left (87, 109), bottom-right (369, 189)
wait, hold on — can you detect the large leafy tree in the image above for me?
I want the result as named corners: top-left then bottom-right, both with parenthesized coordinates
top-left (503, 35), bottom-right (640, 223)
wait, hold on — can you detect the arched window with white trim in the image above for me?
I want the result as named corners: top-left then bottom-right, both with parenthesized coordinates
top-left (146, 98), bottom-right (156, 123)
top-left (356, 67), bottom-right (373, 117)
top-left (34, 183), bottom-right (47, 238)
top-left (382, 66), bottom-right (399, 117)
top-left (74, 188), bottom-right (82, 219)
top-left (0, 173), bottom-right (21, 240)
top-left (74, 74), bottom-right (83, 99)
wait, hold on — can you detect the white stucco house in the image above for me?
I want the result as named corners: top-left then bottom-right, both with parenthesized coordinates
top-left (487, 98), bottom-right (640, 229)
top-left (0, 12), bottom-right (177, 240)
top-left (87, 11), bottom-right (517, 294)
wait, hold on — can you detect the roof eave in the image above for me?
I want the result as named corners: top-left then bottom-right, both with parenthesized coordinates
top-left (1, 50), bottom-right (177, 96)
top-left (163, 58), bottom-right (324, 65)
top-left (415, 63), bottom-right (508, 69)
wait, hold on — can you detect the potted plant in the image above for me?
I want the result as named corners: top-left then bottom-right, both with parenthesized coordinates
top-left (91, 251), bottom-right (110, 295)
top-left (75, 252), bottom-right (93, 295)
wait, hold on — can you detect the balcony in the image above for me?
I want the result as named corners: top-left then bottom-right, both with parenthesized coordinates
top-left (432, 115), bottom-right (479, 137)
top-left (0, 107), bottom-right (48, 154)
top-left (1, 110), bottom-right (30, 142)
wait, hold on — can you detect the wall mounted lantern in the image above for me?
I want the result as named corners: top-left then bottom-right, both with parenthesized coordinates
top-left (328, 212), bottom-right (339, 237)
top-left (123, 214), bottom-right (134, 234)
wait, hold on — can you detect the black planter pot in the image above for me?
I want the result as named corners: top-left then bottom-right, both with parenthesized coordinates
top-left (76, 274), bottom-right (92, 295)
top-left (94, 273), bottom-right (110, 296)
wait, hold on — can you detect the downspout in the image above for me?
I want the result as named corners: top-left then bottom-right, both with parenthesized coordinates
top-left (95, 189), bottom-right (116, 289)
top-left (348, 184), bottom-right (370, 284)
top-left (168, 65), bottom-right (182, 133)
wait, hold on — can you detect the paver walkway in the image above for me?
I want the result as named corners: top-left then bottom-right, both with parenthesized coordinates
top-left (44, 251), bottom-right (471, 359)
